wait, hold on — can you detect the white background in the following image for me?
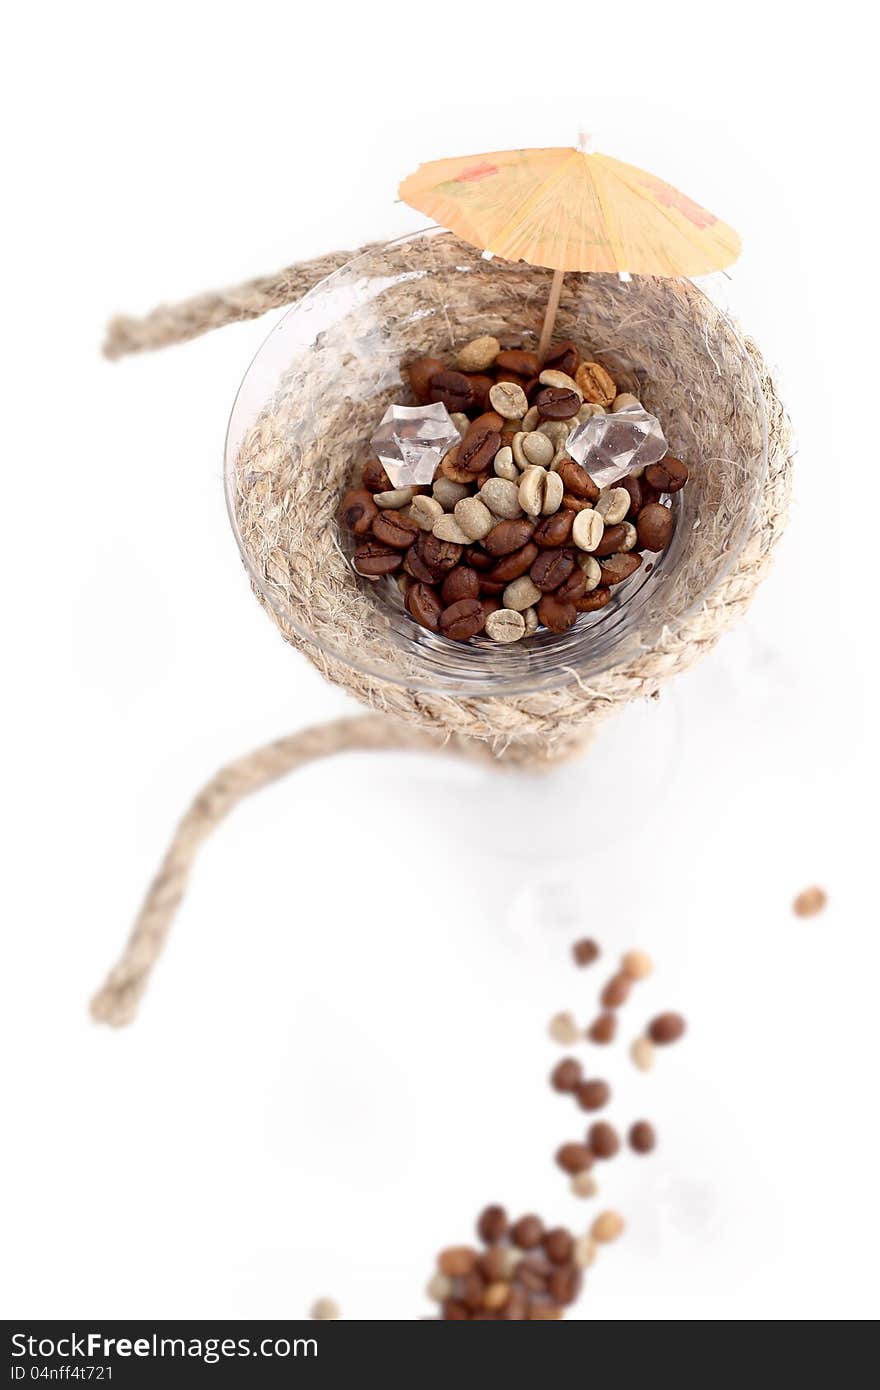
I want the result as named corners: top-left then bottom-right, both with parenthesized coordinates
top-left (2, 1), bottom-right (876, 1322)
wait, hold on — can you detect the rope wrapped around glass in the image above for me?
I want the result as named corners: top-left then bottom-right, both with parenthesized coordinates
top-left (92, 228), bottom-right (791, 1026)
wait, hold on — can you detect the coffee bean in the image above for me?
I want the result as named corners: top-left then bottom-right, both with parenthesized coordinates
top-left (464, 544), bottom-right (494, 572)
top-left (572, 508), bottom-right (604, 552)
top-left (543, 1228), bottom-right (574, 1265)
top-left (439, 597), bottom-right (485, 641)
top-left (438, 1246), bottom-right (478, 1277)
top-left (556, 1142), bottom-right (594, 1175)
top-left (361, 458), bottom-right (393, 493)
top-left (478, 1248), bottom-right (508, 1283)
top-left (645, 455), bottom-right (689, 493)
top-left (488, 541), bottom-right (539, 583)
top-left (588, 1122), bottom-right (620, 1159)
top-left (456, 335), bottom-right (500, 372)
top-left (591, 1210), bottom-right (624, 1243)
top-left (310, 1297), bottom-right (340, 1320)
top-left (619, 474), bottom-right (644, 514)
top-left (511, 1215), bottom-right (544, 1250)
top-left (601, 973), bottom-right (631, 1008)
top-left (353, 540), bottom-right (402, 576)
top-left (573, 937), bottom-right (599, 966)
top-left (459, 423), bottom-right (502, 475)
top-left (548, 1264), bottom-right (582, 1305)
top-left (793, 885), bottom-right (828, 917)
top-left (637, 502), bottom-right (674, 551)
top-left (339, 487), bottom-right (378, 536)
top-left (484, 519), bottom-right (535, 558)
top-left (477, 1204), bottom-right (508, 1244)
top-left (489, 380), bottom-right (529, 419)
top-left (523, 605), bottom-right (539, 636)
top-left (493, 446), bottom-right (519, 482)
top-left (551, 1057), bottom-right (582, 1092)
top-left (562, 492), bottom-right (593, 513)
top-left (533, 510), bottom-right (574, 547)
top-left (588, 1012), bottom-right (616, 1044)
top-left (438, 447), bottom-right (471, 483)
top-left (403, 543), bottom-right (436, 583)
top-left (495, 348), bottom-right (540, 377)
top-left (556, 458), bottom-right (600, 501)
top-left (519, 465), bottom-right (564, 517)
top-left (576, 1079), bottom-right (610, 1112)
top-left (571, 1171), bottom-right (598, 1198)
top-left (480, 596), bottom-right (501, 624)
top-left (535, 386), bottom-right (580, 420)
top-left (575, 586), bottom-right (612, 613)
top-left (537, 593), bottom-right (577, 632)
top-left (520, 431), bottom-right (554, 467)
top-left (461, 1269), bottom-right (487, 1311)
top-left (432, 513), bottom-right (470, 545)
top-left (500, 1288), bottom-right (528, 1321)
top-left (544, 340), bottom-right (579, 376)
top-left (539, 369), bottom-right (582, 400)
top-left (372, 509), bottom-right (420, 549)
top-left (548, 1010), bottom-right (580, 1044)
top-left (594, 523), bottom-right (630, 558)
top-left (471, 410), bottom-right (505, 433)
top-left (433, 477), bottom-right (470, 510)
top-left (527, 1300), bottom-right (563, 1320)
top-left (429, 369), bottom-right (474, 412)
top-left (479, 577), bottom-right (507, 597)
top-left (573, 1236), bottom-right (597, 1269)
top-left (530, 548), bottom-right (575, 592)
top-left (406, 582), bottom-right (442, 630)
top-left (629, 1120), bottom-right (656, 1154)
top-left (419, 532), bottom-right (462, 575)
top-left (482, 1281), bottom-right (512, 1312)
top-left (517, 1255), bottom-right (552, 1293)
top-left (441, 566), bottom-right (480, 605)
top-left (480, 477), bottom-right (523, 520)
top-left (454, 496), bottom-right (494, 542)
top-left (485, 608), bottom-right (526, 643)
top-left (621, 949), bottom-right (653, 980)
top-left (595, 487), bottom-right (631, 525)
top-left (556, 567), bottom-right (587, 603)
top-left (574, 361), bottom-right (616, 405)
top-left (407, 356), bottom-right (446, 403)
top-left (442, 1298), bottom-right (470, 1320)
top-left (410, 495), bottom-right (444, 531)
top-left (374, 486), bottom-right (417, 509)
top-left (426, 1271), bottom-right (453, 1302)
top-left (599, 552), bottom-right (642, 585)
top-left (630, 1036), bottom-right (655, 1072)
top-left (648, 1012), bottom-right (686, 1044)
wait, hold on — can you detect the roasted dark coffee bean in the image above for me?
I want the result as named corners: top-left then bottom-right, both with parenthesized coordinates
top-left (511, 1215), bottom-right (544, 1250)
top-left (419, 532), bottom-right (462, 575)
top-left (562, 491), bottom-right (592, 513)
top-left (530, 548), bottom-right (575, 593)
top-left (361, 458), bottom-right (393, 493)
top-left (535, 386), bottom-right (581, 420)
top-left (404, 543), bottom-right (436, 583)
top-left (575, 586), bottom-right (612, 612)
top-left (588, 1012), bottom-right (617, 1043)
top-left (339, 487), bottom-right (378, 535)
top-left (636, 502), bottom-right (674, 552)
top-left (459, 423), bottom-right (502, 474)
top-left (429, 369), bottom-right (474, 412)
top-left (648, 1011), bottom-right (686, 1044)
top-left (533, 510), bottom-right (574, 547)
top-left (406, 582), bottom-right (442, 630)
top-left (441, 566), bottom-right (480, 605)
top-left (478, 1247), bottom-right (508, 1281)
top-left (501, 1288), bottom-right (528, 1320)
top-left (619, 473), bottom-right (644, 515)
top-left (556, 567), bottom-right (587, 603)
top-left (479, 576), bottom-right (508, 596)
top-left (443, 1299), bottom-right (470, 1321)
top-left (543, 340), bottom-right (579, 376)
top-left (439, 597), bottom-right (485, 641)
top-left (543, 1229), bottom-right (574, 1265)
top-left (484, 518), bottom-right (535, 557)
top-left (480, 596), bottom-right (501, 624)
top-left (551, 1057), bottom-right (583, 1092)
top-left (556, 458), bottom-right (600, 501)
top-left (599, 552), bottom-right (642, 586)
top-left (588, 1122), bottom-right (620, 1159)
top-left (629, 1120), bottom-right (657, 1154)
top-left (461, 1270), bottom-right (487, 1311)
top-left (464, 544), bottom-right (494, 572)
top-left (372, 509), bottom-right (420, 549)
top-left (495, 348), bottom-right (541, 377)
top-left (523, 376), bottom-right (541, 402)
top-left (601, 973), bottom-right (631, 1008)
top-left (576, 1079), bottom-right (610, 1112)
top-left (518, 1256), bottom-right (553, 1295)
top-left (548, 1264), bottom-right (582, 1305)
top-left (464, 373), bottom-right (494, 412)
top-left (407, 356), bottom-right (446, 403)
top-left (353, 541), bottom-right (402, 576)
top-left (645, 455), bottom-right (689, 493)
top-left (537, 593), bottom-right (577, 632)
top-left (556, 1142), bottom-right (594, 1175)
top-left (573, 937), bottom-right (600, 966)
top-left (488, 541), bottom-right (539, 583)
top-left (595, 523), bottom-right (629, 558)
top-left (470, 410), bottom-right (505, 433)
top-left (477, 1204), bottom-right (508, 1244)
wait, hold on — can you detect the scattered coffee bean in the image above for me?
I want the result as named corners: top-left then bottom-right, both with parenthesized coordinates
top-left (489, 380), bottom-right (529, 419)
top-left (441, 566), bottom-right (480, 605)
top-left (459, 423), bottom-right (502, 475)
top-left (504, 575), bottom-right (543, 612)
top-left (530, 548), bottom-right (575, 592)
top-left (535, 386), bottom-right (581, 420)
top-left (544, 340), bottom-right (579, 376)
top-left (439, 597), bottom-right (485, 641)
top-left (496, 348), bottom-right (541, 377)
top-left (519, 465), bottom-right (563, 517)
top-left (594, 523), bottom-right (631, 558)
top-left (374, 486), bottom-right (418, 509)
top-left (511, 1215), bottom-right (544, 1250)
top-left (601, 973), bottom-right (631, 1009)
top-left (362, 457), bottom-right (392, 492)
top-left (486, 608), bottom-right (526, 643)
top-left (539, 368), bottom-right (582, 399)
top-left (493, 445), bottom-right (519, 480)
top-left (454, 495), bottom-right (494, 541)
top-left (407, 356), bottom-right (446, 403)
top-left (588, 1012), bottom-right (617, 1044)
top-left (648, 1012), bottom-right (686, 1045)
top-left (599, 552), bottom-right (642, 586)
top-left (432, 477), bottom-right (470, 510)
top-left (572, 1235), bottom-right (597, 1268)
top-left (477, 1205), bottom-right (508, 1244)
top-left (456, 335), bottom-right (501, 372)
top-left (551, 1057), bottom-right (583, 1092)
top-left (572, 937), bottom-right (600, 967)
top-left (611, 391), bottom-right (640, 412)
top-left (372, 509), bottom-right (420, 549)
top-left (621, 950), bottom-right (653, 981)
top-left (793, 885), bottom-right (828, 917)
top-left (588, 1122), bottom-right (620, 1159)
top-left (339, 487), bottom-right (378, 535)
top-left (637, 502), bottom-right (674, 551)
top-left (429, 369), bottom-right (474, 412)
top-left (543, 1228), bottom-right (574, 1265)
top-left (556, 1143), bottom-right (594, 1175)
top-left (575, 362), bottom-right (616, 405)
top-left (406, 582), bottom-right (443, 630)
top-left (591, 1210), bottom-right (624, 1243)
top-left (576, 1079), bottom-right (610, 1112)
top-left (630, 1036), bottom-right (655, 1072)
top-left (556, 567), bottom-right (587, 603)
top-left (521, 431), bottom-right (554, 467)
top-left (480, 477), bottom-right (523, 520)
top-left (570, 1171), bottom-right (598, 1198)
top-left (575, 586), bottom-right (612, 612)
top-left (410, 494), bottom-right (444, 530)
top-left (556, 458), bottom-right (600, 502)
top-left (533, 510), bottom-right (574, 547)
top-left (548, 1010), bottom-right (580, 1044)
top-left (572, 508), bottom-right (604, 552)
top-left (353, 540), bottom-right (402, 576)
top-left (629, 1120), bottom-right (656, 1154)
top-left (645, 455), bottom-right (689, 492)
top-left (537, 593), bottom-right (577, 632)
top-left (595, 487), bottom-right (631, 525)
top-left (433, 514), bottom-right (471, 545)
top-left (438, 1247), bottom-right (478, 1277)
top-left (427, 1272), bottom-right (453, 1302)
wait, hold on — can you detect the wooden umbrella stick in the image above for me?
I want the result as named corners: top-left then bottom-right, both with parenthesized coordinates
top-left (538, 267), bottom-right (566, 360)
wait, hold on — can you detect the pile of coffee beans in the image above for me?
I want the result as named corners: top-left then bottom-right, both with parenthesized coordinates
top-left (339, 335), bottom-right (689, 645)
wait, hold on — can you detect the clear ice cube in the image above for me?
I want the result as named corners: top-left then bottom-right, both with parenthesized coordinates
top-left (565, 405), bottom-right (668, 488)
top-left (370, 402), bottom-right (460, 488)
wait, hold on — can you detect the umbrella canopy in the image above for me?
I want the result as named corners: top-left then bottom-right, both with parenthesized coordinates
top-left (399, 146), bottom-right (740, 277)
